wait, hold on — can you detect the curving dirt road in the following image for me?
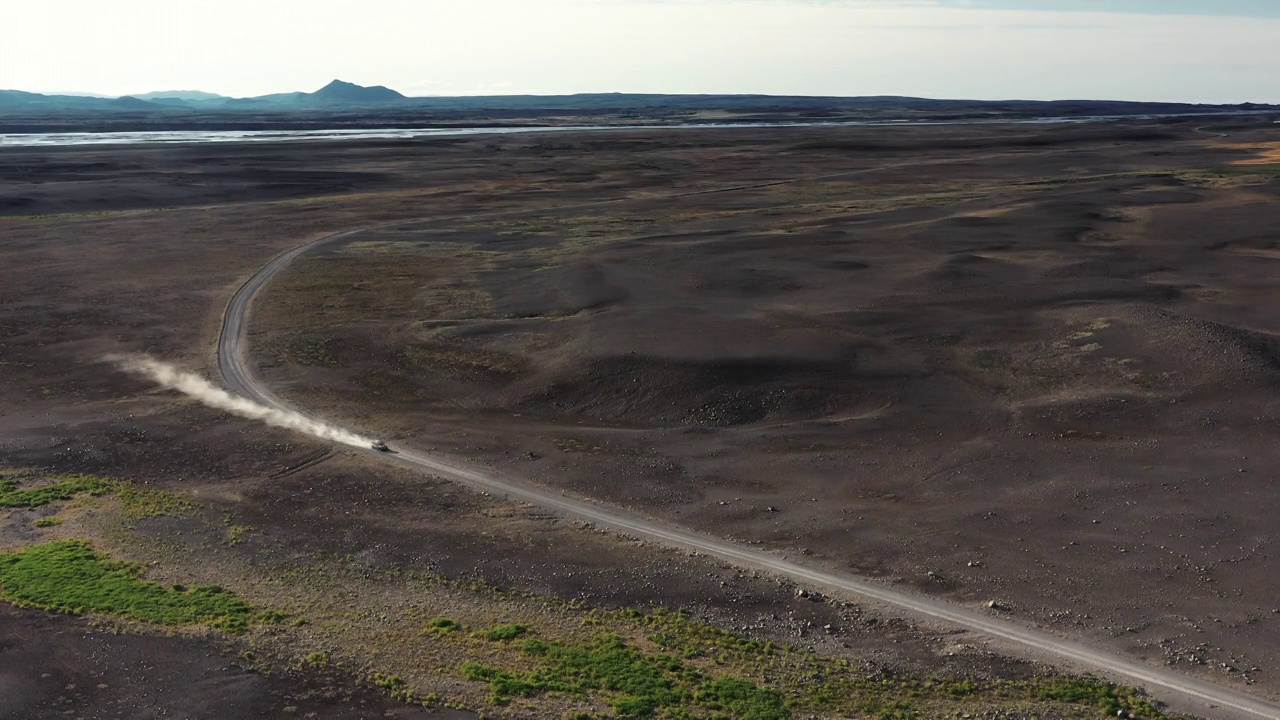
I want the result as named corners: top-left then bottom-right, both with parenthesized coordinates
top-left (216, 163), bottom-right (1280, 720)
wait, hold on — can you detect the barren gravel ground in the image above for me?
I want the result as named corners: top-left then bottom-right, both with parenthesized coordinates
top-left (1, 119), bottom-right (1278, 718)
top-left (252, 121), bottom-right (1280, 700)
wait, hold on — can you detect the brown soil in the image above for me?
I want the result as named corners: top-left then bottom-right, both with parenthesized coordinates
top-left (1, 119), bottom-right (1277, 717)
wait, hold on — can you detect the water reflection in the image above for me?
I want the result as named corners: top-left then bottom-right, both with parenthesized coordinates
top-left (0, 113), bottom-right (1250, 148)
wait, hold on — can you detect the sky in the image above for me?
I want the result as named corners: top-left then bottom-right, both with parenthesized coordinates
top-left (3, 0), bottom-right (1278, 103)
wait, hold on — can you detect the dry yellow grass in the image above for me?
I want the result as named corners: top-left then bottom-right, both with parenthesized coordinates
top-left (1225, 141), bottom-right (1280, 165)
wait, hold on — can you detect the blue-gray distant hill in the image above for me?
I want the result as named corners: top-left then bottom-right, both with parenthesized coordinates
top-left (311, 79), bottom-right (405, 104)
top-left (132, 90), bottom-right (230, 107)
top-left (134, 90), bottom-right (228, 101)
top-left (0, 89), bottom-right (166, 112)
top-left (226, 80), bottom-right (407, 109)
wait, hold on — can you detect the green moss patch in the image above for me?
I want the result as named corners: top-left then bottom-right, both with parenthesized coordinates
top-left (0, 472), bottom-right (191, 520)
top-left (464, 630), bottom-right (786, 719)
top-left (427, 616), bottom-right (463, 635)
top-left (693, 677), bottom-right (788, 720)
top-left (114, 482), bottom-right (194, 520)
top-left (478, 623), bottom-right (529, 641)
top-left (1037, 677), bottom-right (1158, 718)
top-left (0, 540), bottom-right (255, 631)
top-left (448, 609), bottom-right (1168, 719)
top-left (0, 474), bottom-right (111, 509)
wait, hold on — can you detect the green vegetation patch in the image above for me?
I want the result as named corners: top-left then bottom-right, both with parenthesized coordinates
top-left (0, 474), bottom-right (112, 509)
top-left (0, 540), bottom-right (255, 632)
top-left (694, 677), bottom-right (788, 720)
top-left (112, 482), bottom-right (194, 520)
top-left (0, 472), bottom-right (192, 520)
top-left (478, 623), bottom-right (529, 641)
top-left (1038, 677), bottom-right (1160, 718)
top-left (577, 608), bottom-right (1163, 720)
top-left (464, 630), bottom-right (785, 719)
top-left (428, 616), bottom-right (463, 634)
top-left (230, 546), bottom-right (1169, 719)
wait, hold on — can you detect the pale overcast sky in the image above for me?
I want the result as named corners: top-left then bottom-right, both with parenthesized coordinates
top-left (3, 0), bottom-right (1278, 102)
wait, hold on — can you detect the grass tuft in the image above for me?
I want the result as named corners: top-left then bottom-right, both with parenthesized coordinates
top-left (427, 616), bottom-right (463, 635)
top-left (478, 623), bottom-right (529, 641)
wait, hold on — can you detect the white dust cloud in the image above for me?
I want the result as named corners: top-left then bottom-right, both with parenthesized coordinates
top-left (110, 354), bottom-right (375, 449)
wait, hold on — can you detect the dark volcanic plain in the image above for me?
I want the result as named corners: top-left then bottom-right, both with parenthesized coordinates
top-left (2, 118), bottom-right (1280, 718)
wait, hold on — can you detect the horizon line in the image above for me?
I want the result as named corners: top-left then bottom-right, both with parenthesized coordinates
top-left (4, 84), bottom-right (1277, 107)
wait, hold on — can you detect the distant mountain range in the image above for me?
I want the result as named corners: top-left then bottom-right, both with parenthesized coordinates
top-left (0, 79), bottom-right (1276, 119)
top-left (0, 80), bottom-right (408, 112)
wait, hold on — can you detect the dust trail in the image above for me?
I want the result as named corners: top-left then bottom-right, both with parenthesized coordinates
top-left (109, 354), bottom-right (376, 449)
